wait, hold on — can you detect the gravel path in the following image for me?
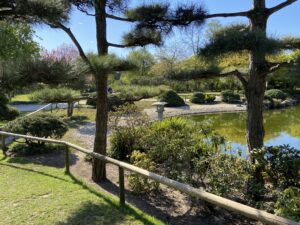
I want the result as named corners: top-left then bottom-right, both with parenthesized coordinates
top-left (72, 102), bottom-right (246, 149)
top-left (144, 102), bottom-right (246, 120)
top-left (10, 103), bottom-right (78, 112)
top-left (72, 122), bottom-right (97, 150)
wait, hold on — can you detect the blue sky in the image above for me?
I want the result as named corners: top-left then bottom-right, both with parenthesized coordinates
top-left (34, 0), bottom-right (300, 56)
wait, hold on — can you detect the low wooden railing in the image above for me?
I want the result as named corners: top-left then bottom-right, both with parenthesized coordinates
top-left (0, 130), bottom-right (299, 225)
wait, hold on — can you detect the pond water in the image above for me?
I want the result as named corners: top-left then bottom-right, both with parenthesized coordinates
top-left (187, 105), bottom-right (300, 155)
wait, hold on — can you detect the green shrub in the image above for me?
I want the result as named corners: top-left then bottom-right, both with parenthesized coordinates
top-left (4, 113), bottom-right (68, 147)
top-left (128, 151), bottom-right (159, 193)
top-left (112, 116), bottom-right (255, 200)
top-left (275, 187), bottom-right (300, 221)
top-left (221, 90), bottom-right (240, 103)
top-left (159, 90), bottom-right (185, 107)
top-left (136, 118), bottom-right (226, 184)
top-left (108, 104), bottom-right (149, 159)
top-left (252, 145), bottom-right (300, 189)
top-left (190, 92), bottom-right (205, 104)
top-left (205, 94), bottom-right (216, 103)
top-left (0, 92), bottom-right (9, 105)
top-left (9, 143), bottom-right (64, 156)
top-left (0, 105), bottom-right (19, 121)
top-left (206, 153), bottom-right (252, 198)
top-left (0, 92), bottom-right (19, 121)
top-left (265, 89), bottom-right (288, 100)
top-left (109, 128), bottom-right (140, 159)
top-left (113, 85), bottom-right (168, 99)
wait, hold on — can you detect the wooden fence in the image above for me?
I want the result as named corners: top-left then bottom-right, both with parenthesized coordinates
top-left (0, 130), bottom-right (299, 225)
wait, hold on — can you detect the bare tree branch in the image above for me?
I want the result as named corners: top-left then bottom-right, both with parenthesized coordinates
top-left (235, 71), bottom-right (248, 88)
top-left (73, 4), bottom-right (97, 16)
top-left (206, 11), bottom-right (249, 19)
top-left (106, 13), bottom-right (134, 22)
top-left (267, 60), bottom-right (295, 73)
top-left (267, 0), bottom-right (297, 15)
top-left (107, 42), bottom-right (129, 48)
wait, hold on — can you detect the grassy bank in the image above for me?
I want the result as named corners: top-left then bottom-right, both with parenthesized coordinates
top-left (0, 152), bottom-right (163, 225)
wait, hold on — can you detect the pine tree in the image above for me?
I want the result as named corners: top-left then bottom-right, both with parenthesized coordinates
top-left (169, 0), bottom-right (300, 199)
top-left (171, 0), bottom-right (300, 155)
top-left (0, 0), bottom-right (69, 23)
top-left (43, 0), bottom-right (208, 182)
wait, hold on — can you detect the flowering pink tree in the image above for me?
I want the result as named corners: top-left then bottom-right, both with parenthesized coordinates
top-left (40, 44), bottom-right (78, 62)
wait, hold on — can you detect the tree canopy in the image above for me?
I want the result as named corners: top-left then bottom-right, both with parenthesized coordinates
top-left (0, 21), bottom-right (39, 60)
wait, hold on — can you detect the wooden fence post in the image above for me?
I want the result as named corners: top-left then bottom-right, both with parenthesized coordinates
top-left (65, 145), bottom-right (70, 174)
top-left (118, 166), bottom-right (125, 206)
top-left (1, 135), bottom-right (7, 156)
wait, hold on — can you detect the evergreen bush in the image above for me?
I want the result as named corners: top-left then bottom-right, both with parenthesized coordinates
top-left (190, 92), bottom-right (205, 104)
top-left (159, 90), bottom-right (185, 107)
top-left (221, 90), bottom-right (240, 103)
top-left (4, 113), bottom-right (68, 148)
top-left (265, 89), bottom-right (288, 100)
top-left (0, 92), bottom-right (19, 121)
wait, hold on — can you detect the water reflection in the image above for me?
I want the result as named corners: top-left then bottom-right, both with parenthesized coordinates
top-left (188, 105), bottom-right (300, 150)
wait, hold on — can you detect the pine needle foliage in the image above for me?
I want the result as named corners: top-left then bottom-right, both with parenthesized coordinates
top-left (199, 24), bottom-right (282, 57)
top-left (0, 0), bottom-right (70, 23)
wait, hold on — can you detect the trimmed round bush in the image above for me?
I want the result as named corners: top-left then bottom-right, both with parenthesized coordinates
top-left (9, 143), bottom-right (64, 156)
top-left (205, 95), bottom-right (216, 103)
top-left (4, 113), bottom-right (68, 146)
top-left (221, 90), bottom-right (240, 103)
top-left (0, 92), bottom-right (9, 105)
top-left (159, 90), bottom-right (185, 107)
top-left (0, 92), bottom-right (19, 121)
top-left (0, 106), bottom-right (20, 121)
top-left (265, 89), bottom-right (288, 100)
top-left (191, 92), bottom-right (205, 104)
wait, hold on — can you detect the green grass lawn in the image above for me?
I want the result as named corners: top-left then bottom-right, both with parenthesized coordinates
top-left (0, 152), bottom-right (163, 225)
top-left (10, 94), bottom-right (32, 103)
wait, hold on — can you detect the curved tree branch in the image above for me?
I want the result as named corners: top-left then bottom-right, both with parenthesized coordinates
top-left (107, 42), bottom-right (129, 48)
top-left (267, 0), bottom-right (297, 15)
top-left (47, 22), bottom-right (90, 67)
top-left (267, 60), bottom-right (296, 73)
top-left (75, 5), bottom-right (96, 16)
top-left (205, 11), bottom-right (249, 19)
top-left (106, 13), bottom-right (134, 22)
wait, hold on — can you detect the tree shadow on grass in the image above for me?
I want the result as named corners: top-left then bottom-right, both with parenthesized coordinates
top-left (6, 148), bottom-right (79, 169)
top-left (0, 162), bottom-right (71, 183)
top-left (0, 159), bottom-right (159, 225)
top-left (57, 174), bottom-right (161, 225)
top-left (55, 201), bottom-right (159, 225)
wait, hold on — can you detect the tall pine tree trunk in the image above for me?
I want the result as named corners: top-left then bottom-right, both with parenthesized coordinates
top-left (246, 0), bottom-right (269, 199)
top-left (92, 0), bottom-right (108, 182)
top-left (246, 0), bottom-right (268, 153)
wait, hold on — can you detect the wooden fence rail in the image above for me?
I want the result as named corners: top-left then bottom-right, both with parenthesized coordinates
top-left (0, 130), bottom-right (299, 225)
